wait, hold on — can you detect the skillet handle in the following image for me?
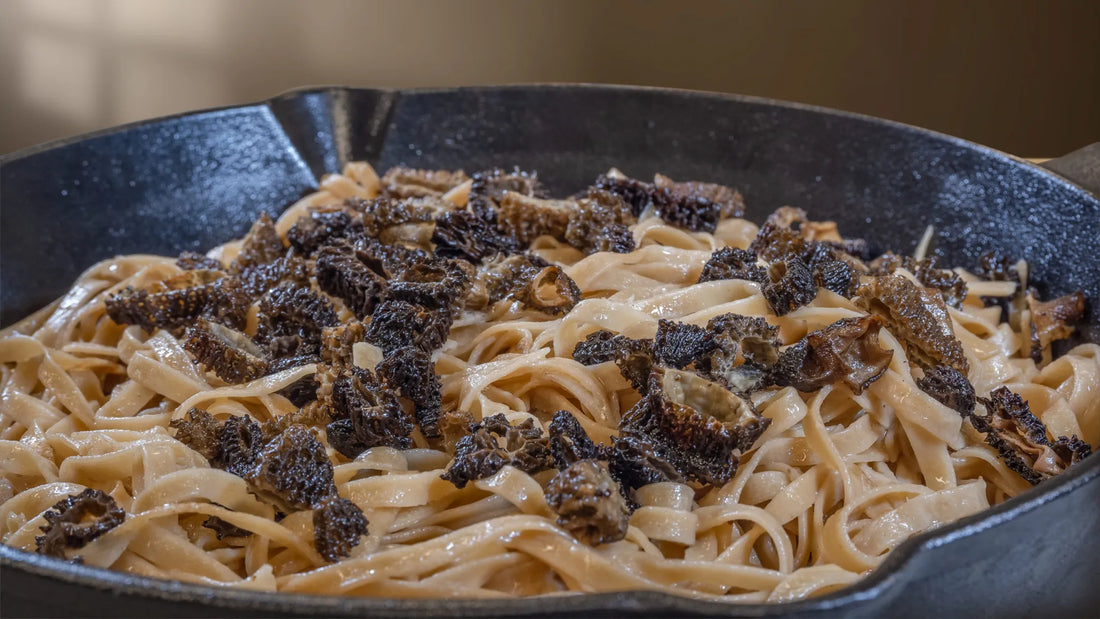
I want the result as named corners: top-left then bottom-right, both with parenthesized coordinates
top-left (1041, 142), bottom-right (1100, 196)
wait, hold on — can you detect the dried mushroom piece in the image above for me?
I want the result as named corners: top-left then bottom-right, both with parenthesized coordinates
top-left (441, 414), bottom-right (553, 488)
top-left (327, 367), bottom-right (413, 458)
top-left (202, 516), bottom-right (252, 540)
top-left (698, 247), bottom-right (767, 285)
top-left (183, 319), bottom-right (268, 384)
top-left (546, 459), bottom-right (630, 546)
top-left (432, 209), bottom-right (519, 263)
top-left (229, 212), bottom-right (286, 273)
top-left (762, 256), bottom-right (817, 316)
top-left (35, 489), bottom-right (125, 558)
top-left (563, 189), bottom-right (636, 254)
top-left (375, 346), bottom-right (444, 438)
top-left (856, 273), bottom-right (968, 373)
top-left (973, 387), bottom-right (1091, 485)
top-left (1027, 291), bottom-right (1086, 365)
top-left (381, 167), bottom-right (469, 199)
top-left (916, 365), bottom-right (976, 416)
top-left (286, 210), bottom-right (360, 256)
top-left (618, 372), bottom-right (768, 486)
top-left (773, 316), bottom-right (893, 395)
top-left (312, 497), bottom-right (370, 561)
top-left (364, 300), bottom-right (453, 355)
top-left (315, 243), bottom-right (386, 320)
top-left (497, 192), bottom-right (576, 245)
top-left (260, 401), bottom-right (332, 442)
top-left (548, 410), bottom-right (602, 469)
top-left (244, 425), bottom-right (338, 511)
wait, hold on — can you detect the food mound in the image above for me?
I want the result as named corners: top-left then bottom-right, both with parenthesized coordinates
top-left (0, 162), bottom-right (1093, 601)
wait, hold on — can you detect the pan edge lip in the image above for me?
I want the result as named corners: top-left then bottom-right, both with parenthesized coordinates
top-left (2, 82), bottom-right (1097, 207)
top-left (2, 82), bottom-right (1099, 615)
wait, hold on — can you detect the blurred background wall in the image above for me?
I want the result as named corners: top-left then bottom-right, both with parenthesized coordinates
top-left (1, 0), bottom-right (1097, 156)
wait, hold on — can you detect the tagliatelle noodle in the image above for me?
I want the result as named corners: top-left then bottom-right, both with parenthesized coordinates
top-left (2, 161), bottom-right (1097, 601)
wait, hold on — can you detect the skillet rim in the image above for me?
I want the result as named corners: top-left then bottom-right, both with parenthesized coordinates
top-left (1, 83), bottom-right (1098, 617)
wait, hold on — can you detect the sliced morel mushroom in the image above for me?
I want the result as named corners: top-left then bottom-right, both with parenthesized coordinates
top-left (653, 173), bottom-right (745, 220)
top-left (105, 270), bottom-right (226, 333)
top-left (545, 459), bottom-right (630, 546)
top-left (916, 365), bottom-right (976, 416)
top-left (229, 212), bottom-right (286, 273)
top-left (441, 414), bottom-right (554, 488)
top-left (698, 247), bottom-right (767, 285)
top-left (1026, 290), bottom-right (1086, 365)
top-left (497, 192), bottom-right (576, 245)
top-left (563, 188), bottom-right (636, 254)
top-left (432, 209), bottom-right (519, 263)
top-left (364, 299), bottom-right (453, 355)
top-left (512, 266), bottom-right (583, 316)
top-left (286, 210), bottom-right (360, 256)
top-left (170, 407), bottom-right (222, 461)
top-left (386, 256), bottom-right (471, 310)
top-left (217, 414), bottom-right (266, 478)
top-left (772, 315), bottom-right (893, 394)
top-left (548, 410), bottom-right (602, 469)
top-left (176, 251), bottom-right (223, 271)
top-left (697, 313), bottom-right (781, 393)
top-left (35, 489), bottom-right (126, 558)
top-left (856, 273), bottom-right (968, 373)
top-left (381, 167), bottom-right (468, 199)
top-left (183, 319), bottom-right (268, 384)
top-left (244, 425), bottom-right (337, 512)
top-left (972, 387), bottom-right (1092, 485)
top-left (762, 256), bottom-right (817, 316)
top-left (255, 284), bottom-right (340, 358)
top-left (312, 497), bottom-right (369, 561)
top-left (375, 346), bottom-right (443, 438)
top-left (618, 371), bottom-right (768, 486)
top-left (202, 516), bottom-right (252, 540)
top-left (326, 367), bottom-right (413, 458)
top-left (315, 243), bottom-right (385, 320)
top-left (594, 174), bottom-right (724, 232)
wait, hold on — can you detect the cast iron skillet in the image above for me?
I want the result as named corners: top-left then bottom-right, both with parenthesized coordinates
top-left (1, 85), bottom-right (1098, 618)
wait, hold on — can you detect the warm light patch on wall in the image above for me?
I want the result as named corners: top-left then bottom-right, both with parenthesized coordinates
top-left (107, 0), bottom-right (225, 52)
top-left (112, 54), bottom-right (230, 126)
top-left (19, 0), bottom-right (102, 30)
top-left (18, 31), bottom-right (100, 126)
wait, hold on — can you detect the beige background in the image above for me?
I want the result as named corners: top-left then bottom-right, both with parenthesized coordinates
top-left (1, 0), bottom-right (1097, 156)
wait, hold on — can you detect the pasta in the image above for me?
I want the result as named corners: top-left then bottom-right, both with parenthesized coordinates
top-left (1, 161), bottom-right (1095, 603)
